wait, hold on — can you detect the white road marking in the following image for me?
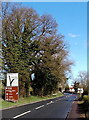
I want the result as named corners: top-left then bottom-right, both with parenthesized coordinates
top-left (46, 101), bottom-right (54, 105)
top-left (35, 105), bottom-right (44, 110)
top-left (46, 102), bottom-right (51, 105)
top-left (50, 101), bottom-right (54, 103)
top-left (13, 110), bottom-right (31, 119)
top-left (56, 98), bottom-right (61, 101)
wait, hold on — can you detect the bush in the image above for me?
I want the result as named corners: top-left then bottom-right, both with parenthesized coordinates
top-left (83, 95), bottom-right (89, 103)
top-left (83, 95), bottom-right (89, 118)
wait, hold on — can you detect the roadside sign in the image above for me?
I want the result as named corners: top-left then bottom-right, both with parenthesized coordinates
top-left (5, 86), bottom-right (19, 102)
top-left (7, 73), bottom-right (18, 86)
top-left (6, 73), bottom-right (19, 102)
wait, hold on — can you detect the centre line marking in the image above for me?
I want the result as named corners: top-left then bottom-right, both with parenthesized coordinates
top-left (46, 102), bottom-right (51, 105)
top-left (35, 105), bottom-right (44, 110)
top-left (13, 110), bottom-right (31, 119)
top-left (50, 101), bottom-right (53, 103)
top-left (46, 101), bottom-right (54, 105)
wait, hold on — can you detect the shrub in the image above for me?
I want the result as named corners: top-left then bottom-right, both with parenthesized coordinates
top-left (83, 95), bottom-right (89, 103)
top-left (83, 95), bottom-right (89, 118)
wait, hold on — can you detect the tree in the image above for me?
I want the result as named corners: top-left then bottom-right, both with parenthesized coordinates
top-left (2, 4), bottom-right (40, 97)
top-left (73, 81), bottom-right (79, 93)
top-left (77, 71), bottom-right (89, 95)
top-left (2, 3), bottom-right (73, 97)
top-left (65, 84), bottom-right (69, 92)
top-left (30, 16), bottom-right (73, 96)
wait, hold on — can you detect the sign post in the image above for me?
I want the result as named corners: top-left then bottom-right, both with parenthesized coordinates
top-left (5, 73), bottom-right (19, 102)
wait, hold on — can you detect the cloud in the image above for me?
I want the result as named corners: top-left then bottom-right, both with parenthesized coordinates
top-left (68, 33), bottom-right (80, 38)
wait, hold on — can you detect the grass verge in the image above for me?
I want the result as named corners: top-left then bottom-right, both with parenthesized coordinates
top-left (0, 92), bottom-right (63, 109)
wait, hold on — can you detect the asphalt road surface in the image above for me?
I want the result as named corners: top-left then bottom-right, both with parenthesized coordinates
top-left (1, 93), bottom-right (77, 119)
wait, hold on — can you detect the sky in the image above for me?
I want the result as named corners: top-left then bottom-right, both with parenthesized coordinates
top-left (88, 2), bottom-right (89, 73)
top-left (2, 0), bottom-right (88, 2)
top-left (19, 2), bottom-right (87, 85)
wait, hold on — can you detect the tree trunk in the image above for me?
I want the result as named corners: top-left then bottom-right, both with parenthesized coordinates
top-left (25, 81), bottom-right (30, 97)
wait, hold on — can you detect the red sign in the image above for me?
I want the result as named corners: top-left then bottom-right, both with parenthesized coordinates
top-left (5, 87), bottom-right (19, 102)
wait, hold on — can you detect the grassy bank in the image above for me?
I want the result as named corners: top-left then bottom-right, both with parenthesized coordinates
top-left (0, 92), bottom-right (63, 109)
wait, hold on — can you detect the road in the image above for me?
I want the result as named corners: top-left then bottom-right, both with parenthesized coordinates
top-left (1, 93), bottom-right (77, 119)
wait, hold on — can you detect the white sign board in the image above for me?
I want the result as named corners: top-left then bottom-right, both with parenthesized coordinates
top-left (78, 88), bottom-right (83, 94)
top-left (7, 73), bottom-right (18, 86)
